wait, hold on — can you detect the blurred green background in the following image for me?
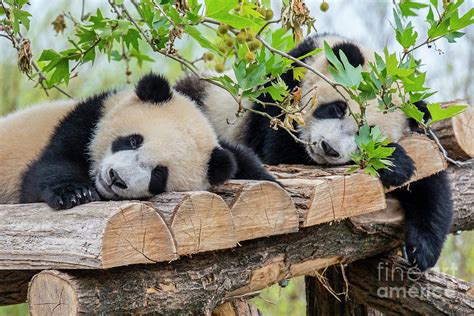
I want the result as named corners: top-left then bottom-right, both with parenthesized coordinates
top-left (0, 1), bottom-right (472, 315)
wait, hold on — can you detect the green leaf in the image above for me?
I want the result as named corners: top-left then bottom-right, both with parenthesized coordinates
top-left (184, 25), bottom-right (219, 52)
top-left (444, 31), bottom-right (465, 43)
top-left (396, 24), bottom-right (418, 49)
top-left (328, 51), bottom-right (363, 88)
top-left (399, 0), bottom-right (428, 17)
top-left (50, 58), bottom-right (70, 85)
top-left (204, 0), bottom-right (260, 29)
top-left (324, 41), bottom-right (343, 72)
top-left (12, 7), bottom-right (31, 32)
top-left (449, 8), bottom-right (474, 31)
top-left (401, 103), bottom-right (425, 124)
top-left (297, 48), bottom-right (323, 61)
top-left (292, 67), bottom-right (306, 81)
top-left (261, 79), bottom-right (288, 102)
top-left (426, 103), bottom-right (468, 125)
top-left (38, 49), bottom-right (60, 62)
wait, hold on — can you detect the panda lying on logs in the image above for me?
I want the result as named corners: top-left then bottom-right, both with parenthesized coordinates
top-left (175, 34), bottom-right (453, 271)
top-left (0, 73), bottom-right (275, 210)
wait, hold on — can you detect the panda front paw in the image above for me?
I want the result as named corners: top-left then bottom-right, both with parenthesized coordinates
top-left (379, 143), bottom-right (415, 187)
top-left (43, 183), bottom-right (100, 210)
top-left (404, 230), bottom-right (443, 271)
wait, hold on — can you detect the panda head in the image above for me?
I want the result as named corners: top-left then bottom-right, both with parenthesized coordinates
top-left (89, 73), bottom-right (237, 200)
top-left (298, 37), bottom-right (408, 165)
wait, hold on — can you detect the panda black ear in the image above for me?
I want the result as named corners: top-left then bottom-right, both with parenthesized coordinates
top-left (135, 73), bottom-right (173, 104)
top-left (331, 42), bottom-right (365, 68)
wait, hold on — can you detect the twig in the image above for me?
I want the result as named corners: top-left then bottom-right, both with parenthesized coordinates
top-left (70, 38), bottom-right (101, 73)
top-left (0, 12), bottom-right (72, 98)
top-left (81, 0), bottom-right (85, 21)
top-left (108, 0), bottom-right (242, 107)
top-left (427, 128), bottom-right (472, 167)
top-left (255, 34), bottom-right (360, 124)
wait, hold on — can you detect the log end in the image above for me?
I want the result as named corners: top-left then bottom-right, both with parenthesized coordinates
top-left (302, 173), bottom-right (386, 227)
top-left (28, 270), bottom-right (78, 316)
top-left (386, 135), bottom-right (447, 192)
top-left (170, 192), bottom-right (237, 255)
top-left (225, 181), bottom-right (299, 241)
top-left (102, 202), bottom-right (177, 268)
top-left (453, 105), bottom-right (474, 158)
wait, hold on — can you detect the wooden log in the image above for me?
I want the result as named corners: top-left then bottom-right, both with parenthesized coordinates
top-left (25, 204), bottom-right (474, 314)
top-left (211, 180), bottom-right (299, 241)
top-left (0, 270), bottom-right (36, 305)
top-left (430, 100), bottom-right (474, 160)
top-left (385, 134), bottom-right (447, 192)
top-left (149, 192), bottom-right (236, 255)
top-left (0, 202), bottom-right (176, 270)
top-left (280, 175), bottom-right (386, 227)
top-left (212, 300), bottom-right (261, 316)
top-left (346, 256), bottom-right (474, 315)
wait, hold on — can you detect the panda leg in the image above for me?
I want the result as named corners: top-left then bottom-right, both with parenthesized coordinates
top-left (20, 159), bottom-right (100, 210)
top-left (393, 171), bottom-right (453, 271)
top-left (378, 143), bottom-right (415, 187)
top-left (218, 140), bottom-right (278, 183)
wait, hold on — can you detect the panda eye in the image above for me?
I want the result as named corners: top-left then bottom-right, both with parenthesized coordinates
top-left (313, 101), bottom-right (347, 119)
top-left (128, 135), bottom-right (143, 150)
top-left (129, 137), bottom-right (137, 149)
top-left (111, 134), bottom-right (144, 153)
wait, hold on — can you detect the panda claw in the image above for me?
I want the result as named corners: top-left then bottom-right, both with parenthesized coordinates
top-left (75, 191), bottom-right (83, 201)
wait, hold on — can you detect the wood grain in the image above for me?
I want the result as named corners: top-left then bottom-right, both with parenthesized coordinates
top-left (212, 180), bottom-right (299, 240)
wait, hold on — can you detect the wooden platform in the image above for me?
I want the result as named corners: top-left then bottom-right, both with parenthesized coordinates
top-left (0, 134), bottom-right (451, 270)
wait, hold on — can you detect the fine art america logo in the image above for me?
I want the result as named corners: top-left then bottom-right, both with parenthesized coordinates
top-left (376, 261), bottom-right (458, 300)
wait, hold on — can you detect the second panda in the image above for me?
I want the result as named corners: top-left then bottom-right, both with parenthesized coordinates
top-left (175, 34), bottom-right (453, 271)
top-left (0, 73), bottom-right (275, 210)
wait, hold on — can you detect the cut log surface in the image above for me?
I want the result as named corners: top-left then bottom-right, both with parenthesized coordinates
top-left (0, 202), bottom-right (176, 270)
top-left (281, 175), bottom-right (386, 226)
top-left (385, 134), bottom-right (447, 192)
top-left (211, 180), bottom-right (299, 240)
top-left (148, 192), bottom-right (236, 255)
top-left (25, 204), bottom-right (473, 315)
top-left (431, 101), bottom-right (474, 160)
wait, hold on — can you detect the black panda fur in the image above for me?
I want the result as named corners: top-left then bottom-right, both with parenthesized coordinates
top-left (177, 34), bottom-right (453, 271)
top-left (19, 92), bottom-right (111, 209)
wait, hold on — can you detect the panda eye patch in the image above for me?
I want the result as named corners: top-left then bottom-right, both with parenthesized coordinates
top-left (111, 134), bottom-right (144, 152)
top-left (313, 101), bottom-right (347, 119)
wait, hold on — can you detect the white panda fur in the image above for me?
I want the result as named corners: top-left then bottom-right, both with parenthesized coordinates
top-left (175, 34), bottom-right (454, 271)
top-left (0, 73), bottom-right (275, 209)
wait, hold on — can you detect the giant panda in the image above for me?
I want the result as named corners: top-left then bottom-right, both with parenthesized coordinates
top-left (0, 72), bottom-right (274, 210)
top-left (175, 34), bottom-right (453, 271)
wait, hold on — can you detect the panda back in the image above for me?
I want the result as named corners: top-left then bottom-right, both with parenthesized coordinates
top-left (0, 100), bottom-right (77, 203)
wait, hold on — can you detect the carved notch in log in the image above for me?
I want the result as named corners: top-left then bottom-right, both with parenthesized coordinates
top-left (149, 191), bottom-right (236, 255)
top-left (0, 202), bottom-right (177, 269)
top-left (212, 180), bottom-right (299, 241)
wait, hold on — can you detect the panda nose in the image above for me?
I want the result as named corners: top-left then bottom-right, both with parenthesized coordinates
top-left (321, 141), bottom-right (340, 158)
top-left (108, 168), bottom-right (128, 189)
